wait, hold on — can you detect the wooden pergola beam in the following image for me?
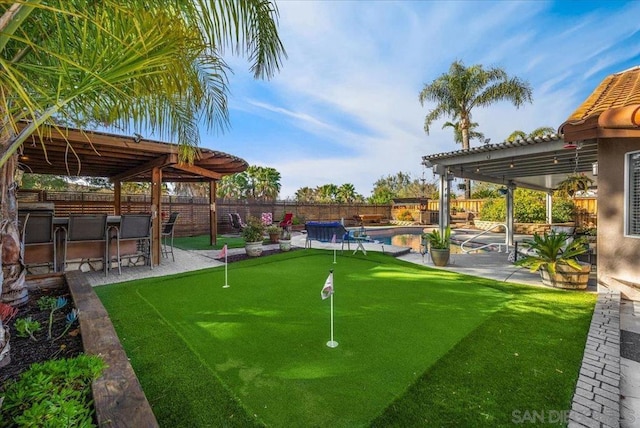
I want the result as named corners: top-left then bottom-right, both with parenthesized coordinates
top-left (172, 162), bottom-right (223, 180)
top-left (110, 153), bottom-right (178, 182)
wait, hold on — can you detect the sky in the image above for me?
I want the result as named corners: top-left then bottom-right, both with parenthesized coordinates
top-left (197, 0), bottom-right (640, 199)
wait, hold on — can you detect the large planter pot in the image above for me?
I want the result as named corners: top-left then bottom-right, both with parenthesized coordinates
top-left (539, 262), bottom-right (591, 289)
top-left (279, 239), bottom-right (292, 252)
top-left (430, 248), bottom-right (450, 267)
top-left (245, 241), bottom-right (264, 257)
top-left (0, 326), bottom-right (10, 368)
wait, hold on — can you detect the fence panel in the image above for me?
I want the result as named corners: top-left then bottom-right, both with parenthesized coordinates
top-left (17, 191), bottom-right (598, 236)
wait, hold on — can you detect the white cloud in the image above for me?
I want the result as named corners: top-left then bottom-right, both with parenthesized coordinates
top-left (204, 0), bottom-right (640, 199)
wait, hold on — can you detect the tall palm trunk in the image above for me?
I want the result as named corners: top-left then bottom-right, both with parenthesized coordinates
top-left (0, 126), bottom-right (28, 306)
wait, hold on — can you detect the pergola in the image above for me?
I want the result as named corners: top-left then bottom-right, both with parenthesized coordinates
top-left (422, 134), bottom-right (598, 247)
top-left (18, 124), bottom-right (248, 263)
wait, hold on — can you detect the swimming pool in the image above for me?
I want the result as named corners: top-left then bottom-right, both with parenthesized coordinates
top-left (361, 227), bottom-right (425, 252)
top-left (361, 227), bottom-right (485, 253)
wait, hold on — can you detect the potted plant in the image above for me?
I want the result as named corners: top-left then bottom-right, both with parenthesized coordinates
top-left (423, 226), bottom-right (451, 266)
top-left (279, 228), bottom-right (292, 252)
top-left (266, 225), bottom-right (281, 244)
top-left (515, 231), bottom-right (590, 289)
top-left (241, 216), bottom-right (265, 257)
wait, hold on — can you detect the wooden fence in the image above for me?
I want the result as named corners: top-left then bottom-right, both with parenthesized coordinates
top-left (17, 190), bottom-right (392, 237)
top-left (17, 190), bottom-right (598, 236)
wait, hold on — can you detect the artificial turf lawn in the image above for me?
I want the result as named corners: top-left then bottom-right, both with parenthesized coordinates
top-left (95, 250), bottom-right (595, 427)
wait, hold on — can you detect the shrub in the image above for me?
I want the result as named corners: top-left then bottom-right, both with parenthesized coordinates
top-left (478, 189), bottom-right (575, 224)
top-left (241, 216), bottom-right (265, 242)
top-left (396, 210), bottom-right (414, 222)
top-left (0, 354), bottom-right (106, 427)
top-left (478, 198), bottom-right (505, 222)
top-left (552, 198), bottom-right (576, 223)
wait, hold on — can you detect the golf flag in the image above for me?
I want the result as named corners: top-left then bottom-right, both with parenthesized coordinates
top-left (221, 244), bottom-right (229, 288)
top-left (331, 233), bottom-right (336, 244)
top-left (321, 272), bottom-right (334, 300)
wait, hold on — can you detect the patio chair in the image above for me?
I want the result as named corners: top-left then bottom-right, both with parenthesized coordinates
top-left (279, 213), bottom-right (293, 230)
top-left (63, 214), bottom-right (108, 273)
top-left (109, 214), bottom-right (152, 275)
top-left (161, 212), bottom-right (180, 262)
top-left (228, 213), bottom-right (246, 232)
top-left (18, 211), bottom-right (56, 273)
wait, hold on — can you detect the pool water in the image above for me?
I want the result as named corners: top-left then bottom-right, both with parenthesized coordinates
top-left (363, 228), bottom-right (483, 254)
top-left (363, 228), bottom-right (424, 252)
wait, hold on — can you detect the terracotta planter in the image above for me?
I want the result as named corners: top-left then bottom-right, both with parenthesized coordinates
top-left (269, 233), bottom-right (280, 244)
top-left (430, 248), bottom-right (450, 267)
top-left (539, 262), bottom-right (591, 289)
top-left (279, 239), bottom-right (292, 252)
top-left (244, 241), bottom-right (263, 257)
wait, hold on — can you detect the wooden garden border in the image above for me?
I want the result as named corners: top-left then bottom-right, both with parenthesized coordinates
top-left (65, 271), bottom-right (159, 427)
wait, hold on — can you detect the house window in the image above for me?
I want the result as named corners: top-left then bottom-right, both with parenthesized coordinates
top-left (627, 151), bottom-right (640, 237)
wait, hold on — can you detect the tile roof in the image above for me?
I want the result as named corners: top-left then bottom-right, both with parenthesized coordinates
top-left (559, 66), bottom-right (640, 138)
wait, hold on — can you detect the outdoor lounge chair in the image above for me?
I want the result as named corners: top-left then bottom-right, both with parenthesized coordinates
top-left (109, 214), bottom-right (152, 275)
top-left (161, 212), bottom-right (180, 262)
top-left (279, 213), bottom-right (293, 230)
top-left (228, 213), bottom-right (246, 232)
top-left (304, 221), bottom-right (350, 251)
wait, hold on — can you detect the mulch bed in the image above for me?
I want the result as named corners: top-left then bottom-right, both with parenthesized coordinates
top-left (0, 286), bottom-right (83, 387)
top-left (219, 247), bottom-right (302, 263)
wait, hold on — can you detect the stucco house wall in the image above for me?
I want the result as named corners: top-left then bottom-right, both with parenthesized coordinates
top-left (598, 138), bottom-right (640, 299)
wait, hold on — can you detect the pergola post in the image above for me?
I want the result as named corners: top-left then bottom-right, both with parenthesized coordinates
top-left (546, 191), bottom-right (553, 224)
top-left (209, 179), bottom-right (217, 246)
top-left (113, 181), bottom-right (121, 215)
top-left (151, 166), bottom-right (162, 265)
top-left (438, 169), bottom-right (452, 235)
top-left (506, 182), bottom-right (515, 247)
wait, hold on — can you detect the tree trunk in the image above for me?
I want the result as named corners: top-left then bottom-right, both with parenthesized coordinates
top-left (1, 130), bottom-right (28, 306)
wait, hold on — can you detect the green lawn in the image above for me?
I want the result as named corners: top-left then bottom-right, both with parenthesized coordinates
top-left (95, 250), bottom-right (595, 427)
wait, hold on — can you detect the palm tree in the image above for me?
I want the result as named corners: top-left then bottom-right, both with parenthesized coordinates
top-left (529, 126), bottom-right (556, 138)
top-left (506, 130), bottom-right (527, 143)
top-left (507, 126), bottom-right (555, 142)
top-left (252, 166), bottom-right (281, 200)
top-left (217, 173), bottom-right (250, 200)
top-left (295, 186), bottom-right (315, 203)
top-left (316, 184), bottom-right (338, 203)
top-left (173, 182), bottom-right (209, 198)
top-left (0, 1), bottom-right (285, 306)
top-left (419, 60), bottom-right (532, 198)
top-left (442, 120), bottom-right (485, 145)
top-left (336, 183), bottom-right (357, 203)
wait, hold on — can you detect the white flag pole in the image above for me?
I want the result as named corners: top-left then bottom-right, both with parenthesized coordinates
top-left (222, 250), bottom-right (229, 288)
top-left (333, 248), bottom-right (337, 264)
top-left (326, 269), bottom-right (338, 348)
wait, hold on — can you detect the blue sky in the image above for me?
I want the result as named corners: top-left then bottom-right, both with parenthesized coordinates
top-left (199, 0), bottom-right (640, 198)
